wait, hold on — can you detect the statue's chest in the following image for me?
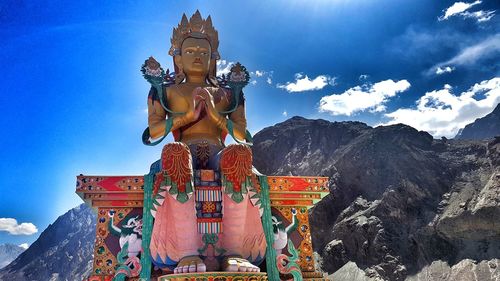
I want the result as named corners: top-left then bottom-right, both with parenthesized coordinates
top-left (165, 93), bottom-right (192, 112)
top-left (166, 88), bottom-right (230, 112)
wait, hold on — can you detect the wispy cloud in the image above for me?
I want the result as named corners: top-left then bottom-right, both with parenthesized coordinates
top-left (436, 66), bottom-right (455, 75)
top-left (389, 26), bottom-right (467, 62)
top-left (438, 1), bottom-right (495, 22)
top-left (216, 60), bottom-right (234, 76)
top-left (282, 110), bottom-right (288, 117)
top-left (319, 79), bottom-right (411, 116)
top-left (359, 74), bottom-right (369, 81)
top-left (250, 70), bottom-right (273, 85)
top-left (460, 10), bottom-right (496, 22)
top-left (0, 218), bottom-right (38, 235)
top-left (430, 34), bottom-right (500, 74)
top-left (18, 243), bottom-right (29, 250)
top-left (383, 77), bottom-right (500, 138)
top-left (277, 73), bottom-right (336, 93)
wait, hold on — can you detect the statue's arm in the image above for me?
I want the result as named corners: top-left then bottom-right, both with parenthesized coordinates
top-left (228, 104), bottom-right (248, 141)
top-left (147, 86), bottom-right (196, 139)
top-left (147, 87), bottom-right (168, 139)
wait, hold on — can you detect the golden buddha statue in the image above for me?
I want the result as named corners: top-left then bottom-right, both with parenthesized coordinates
top-left (141, 11), bottom-right (266, 275)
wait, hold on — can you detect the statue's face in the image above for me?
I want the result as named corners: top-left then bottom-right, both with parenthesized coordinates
top-left (179, 37), bottom-right (211, 77)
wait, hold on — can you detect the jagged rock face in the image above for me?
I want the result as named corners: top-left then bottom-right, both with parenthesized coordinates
top-left (455, 103), bottom-right (500, 140)
top-left (405, 259), bottom-right (500, 281)
top-left (253, 116), bottom-right (500, 281)
top-left (0, 244), bottom-right (25, 269)
top-left (0, 204), bottom-right (96, 281)
top-left (2, 116), bottom-right (498, 281)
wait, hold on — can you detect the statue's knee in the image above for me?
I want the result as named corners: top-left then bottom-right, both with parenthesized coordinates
top-left (220, 144), bottom-right (252, 171)
top-left (221, 144), bottom-right (252, 160)
top-left (161, 142), bottom-right (192, 170)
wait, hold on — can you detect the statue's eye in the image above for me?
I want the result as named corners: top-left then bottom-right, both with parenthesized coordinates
top-left (185, 50), bottom-right (194, 54)
top-left (201, 52), bottom-right (207, 56)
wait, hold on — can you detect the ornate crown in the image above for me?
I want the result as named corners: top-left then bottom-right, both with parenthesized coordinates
top-left (169, 10), bottom-right (220, 60)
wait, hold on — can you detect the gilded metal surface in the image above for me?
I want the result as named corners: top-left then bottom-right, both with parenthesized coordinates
top-left (301, 271), bottom-right (325, 278)
top-left (159, 271), bottom-right (268, 281)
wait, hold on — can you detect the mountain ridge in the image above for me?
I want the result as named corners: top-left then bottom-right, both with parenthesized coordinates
top-left (455, 103), bottom-right (500, 140)
top-left (2, 113), bottom-right (499, 281)
top-left (0, 244), bottom-right (25, 270)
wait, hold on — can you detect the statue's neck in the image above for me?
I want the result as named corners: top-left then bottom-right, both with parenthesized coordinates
top-left (185, 75), bottom-right (206, 84)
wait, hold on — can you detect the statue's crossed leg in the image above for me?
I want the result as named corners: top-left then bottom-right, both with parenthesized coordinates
top-left (150, 142), bottom-right (266, 273)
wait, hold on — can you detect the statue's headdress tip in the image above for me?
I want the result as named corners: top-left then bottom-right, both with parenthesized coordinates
top-left (170, 11), bottom-right (219, 58)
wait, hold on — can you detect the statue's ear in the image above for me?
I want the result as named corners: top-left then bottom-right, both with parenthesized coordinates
top-left (174, 55), bottom-right (182, 68)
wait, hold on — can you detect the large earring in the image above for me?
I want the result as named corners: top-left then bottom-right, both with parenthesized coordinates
top-left (207, 59), bottom-right (218, 86)
top-left (175, 65), bottom-right (185, 84)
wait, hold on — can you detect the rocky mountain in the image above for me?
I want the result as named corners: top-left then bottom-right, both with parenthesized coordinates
top-left (2, 116), bottom-right (499, 281)
top-left (0, 204), bottom-right (96, 281)
top-left (253, 116), bottom-right (500, 281)
top-left (0, 244), bottom-right (25, 269)
top-left (455, 103), bottom-right (500, 140)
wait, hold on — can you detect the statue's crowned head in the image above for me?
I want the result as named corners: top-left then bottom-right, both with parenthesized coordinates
top-left (170, 10), bottom-right (219, 85)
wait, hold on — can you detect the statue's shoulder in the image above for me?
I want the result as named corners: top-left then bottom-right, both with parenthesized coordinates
top-left (165, 83), bottom-right (181, 95)
top-left (148, 82), bottom-right (177, 102)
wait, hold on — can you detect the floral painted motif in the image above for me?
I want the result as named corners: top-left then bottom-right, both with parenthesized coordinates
top-left (220, 144), bottom-right (253, 203)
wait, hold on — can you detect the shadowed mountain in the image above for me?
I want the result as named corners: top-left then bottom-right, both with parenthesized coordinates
top-left (0, 244), bottom-right (25, 269)
top-left (2, 116), bottom-right (499, 281)
top-left (0, 204), bottom-right (96, 281)
top-left (455, 103), bottom-right (500, 140)
top-left (253, 116), bottom-right (500, 281)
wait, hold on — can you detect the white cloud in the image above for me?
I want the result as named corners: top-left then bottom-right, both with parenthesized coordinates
top-left (277, 73), bottom-right (336, 93)
top-left (18, 243), bottom-right (29, 250)
top-left (216, 60), bottom-right (234, 76)
top-left (282, 110), bottom-right (288, 117)
top-left (267, 77), bottom-right (273, 85)
top-left (255, 70), bottom-right (265, 77)
top-left (436, 66), bottom-right (455, 75)
top-left (250, 80), bottom-right (257, 85)
top-left (0, 218), bottom-right (38, 235)
top-left (319, 79), bottom-right (411, 116)
top-left (430, 34), bottom-right (500, 74)
top-left (383, 77), bottom-right (500, 138)
top-left (438, 1), bottom-right (495, 22)
top-left (439, 1), bottom-right (482, 20)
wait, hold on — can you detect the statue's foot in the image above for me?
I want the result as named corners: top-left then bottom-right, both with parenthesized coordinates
top-left (173, 256), bottom-right (206, 274)
top-left (223, 256), bottom-right (260, 272)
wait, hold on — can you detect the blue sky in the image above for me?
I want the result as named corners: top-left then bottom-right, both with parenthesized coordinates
top-left (0, 0), bottom-right (498, 247)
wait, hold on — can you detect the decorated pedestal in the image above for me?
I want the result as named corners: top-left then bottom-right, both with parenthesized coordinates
top-left (158, 271), bottom-right (268, 281)
top-left (76, 172), bottom-right (329, 281)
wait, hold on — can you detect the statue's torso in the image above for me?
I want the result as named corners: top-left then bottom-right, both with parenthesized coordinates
top-left (166, 84), bottom-right (231, 145)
